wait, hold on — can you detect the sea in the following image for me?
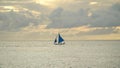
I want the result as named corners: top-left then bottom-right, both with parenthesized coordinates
top-left (0, 40), bottom-right (120, 68)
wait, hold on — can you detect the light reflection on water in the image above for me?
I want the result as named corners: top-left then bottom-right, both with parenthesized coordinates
top-left (0, 40), bottom-right (120, 47)
top-left (0, 40), bottom-right (120, 68)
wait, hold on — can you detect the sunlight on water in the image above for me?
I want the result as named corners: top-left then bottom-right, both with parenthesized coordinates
top-left (0, 40), bottom-right (120, 68)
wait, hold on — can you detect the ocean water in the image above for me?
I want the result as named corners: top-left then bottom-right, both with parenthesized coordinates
top-left (0, 40), bottom-right (120, 68)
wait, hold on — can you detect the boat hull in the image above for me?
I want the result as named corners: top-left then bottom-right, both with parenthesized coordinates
top-left (54, 42), bottom-right (65, 45)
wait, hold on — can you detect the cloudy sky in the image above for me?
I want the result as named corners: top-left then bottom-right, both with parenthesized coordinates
top-left (0, 0), bottom-right (120, 40)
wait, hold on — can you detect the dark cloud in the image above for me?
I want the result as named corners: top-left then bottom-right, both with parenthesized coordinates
top-left (47, 3), bottom-right (120, 28)
top-left (111, 3), bottom-right (120, 11)
top-left (47, 8), bottom-right (91, 28)
top-left (0, 1), bottom-right (49, 31)
top-left (0, 10), bottom-right (45, 31)
top-left (49, 7), bottom-right (63, 19)
top-left (0, 1), bottom-right (120, 35)
top-left (90, 3), bottom-right (120, 27)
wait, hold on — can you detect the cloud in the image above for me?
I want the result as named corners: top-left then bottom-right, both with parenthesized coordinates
top-left (0, 10), bottom-right (46, 31)
top-left (78, 27), bottom-right (117, 35)
top-left (47, 7), bottom-right (91, 28)
top-left (0, 0), bottom-right (50, 31)
top-left (47, 3), bottom-right (120, 29)
top-left (21, 3), bottom-right (48, 13)
top-left (1, 0), bottom-right (120, 30)
top-left (110, 3), bottom-right (120, 12)
top-left (90, 3), bottom-right (120, 27)
top-left (0, 0), bottom-right (33, 6)
top-left (0, 0), bottom-right (120, 40)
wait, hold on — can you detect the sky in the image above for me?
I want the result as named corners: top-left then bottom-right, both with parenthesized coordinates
top-left (0, 0), bottom-right (120, 40)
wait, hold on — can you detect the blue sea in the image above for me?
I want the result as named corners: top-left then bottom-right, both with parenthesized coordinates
top-left (0, 40), bottom-right (120, 68)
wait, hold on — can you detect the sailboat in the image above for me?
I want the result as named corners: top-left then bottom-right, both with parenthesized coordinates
top-left (54, 33), bottom-right (65, 45)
